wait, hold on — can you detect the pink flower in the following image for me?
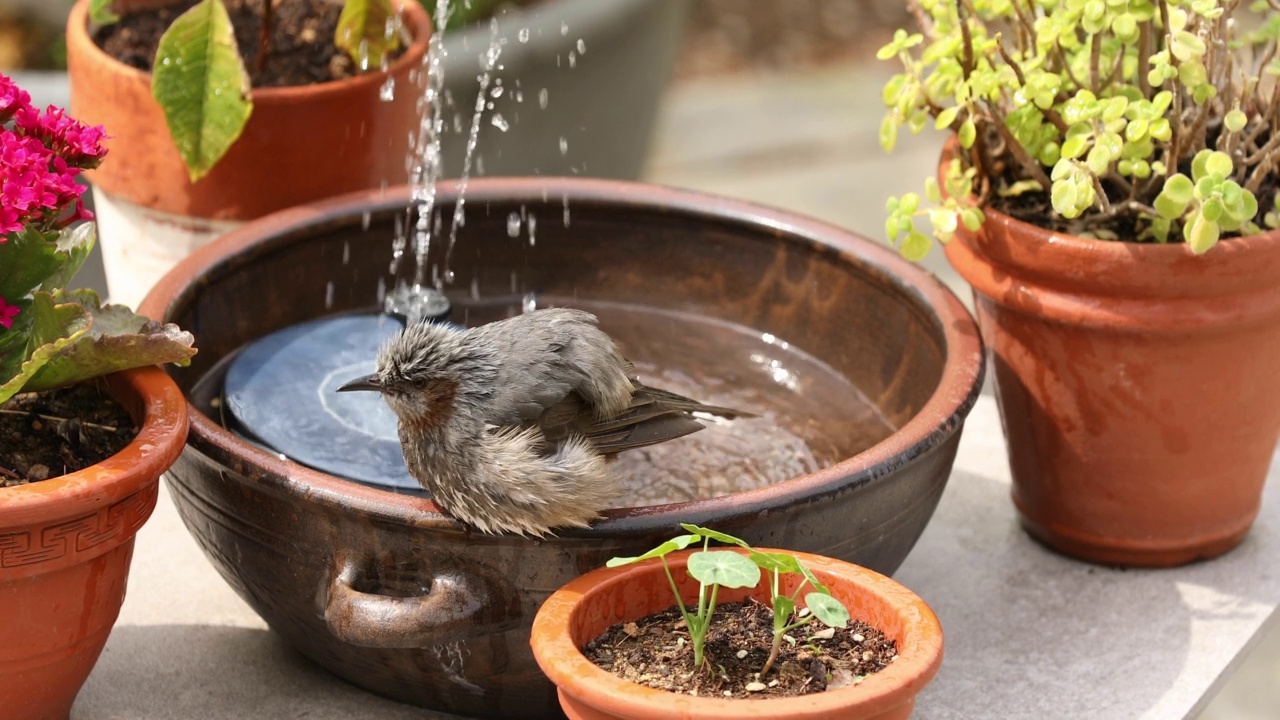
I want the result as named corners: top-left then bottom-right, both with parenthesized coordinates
top-left (0, 296), bottom-right (19, 330)
top-left (14, 104), bottom-right (108, 170)
top-left (0, 74), bottom-right (30, 123)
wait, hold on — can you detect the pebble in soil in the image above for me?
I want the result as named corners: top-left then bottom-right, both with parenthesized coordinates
top-left (585, 599), bottom-right (898, 699)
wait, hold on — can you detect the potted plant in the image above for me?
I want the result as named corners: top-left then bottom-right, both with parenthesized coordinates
top-left (0, 73), bottom-right (195, 719)
top-left (65, 0), bottom-right (431, 308)
top-left (531, 525), bottom-right (944, 720)
top-left (878, 0), bottom-right (1280, 566)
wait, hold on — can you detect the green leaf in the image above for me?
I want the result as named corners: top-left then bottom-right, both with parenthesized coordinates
top-left (151, 0), bottom-right (254, 182)
top-left (89, 0), bottom-right (119, 25)
top-left (21, 292), bottom-right (198, 394)
top-left (805, 592), bottom-right (851, 628)
top-left (0, 293), bottom-right (91, 404)
top-left (960, 206), bottom-right (985, 231)
top-left (935, 106), bottom-right (960, 130)
top-left (1188, 212), bottom-right (1221, 254)
top-left (1154, 193), bottom-right (1188, 220)
top-left (957, 119), bottom-right (977, 149)
top-left (1061, 133), bottom-right (1089, 160)
top-left (605, 534), bottom-right (699, 567)
top-left (748, 551), bottom-right (805, 575)
top-left (879, 114), bottom-right (899, 152)
top-left (0, 228), bottom-right (64, 301)
top-left (900, 230), bottom-right (931, 261)
top-left (1204, 151), bottom-right (1234, 179)
top-left (1051, 180), bottom-right (1079, 216)
top-left (1163, 174), bottom-right (1195, 205)
top-left (1226, 109), bottom-right (1248, 133)
top-left (686, 551), bottom-right (761, 589)
top-left (772, 594), bottom-right (796, 629)
top-left (336, 0), bottom-right (403, 70)
top-left (925, 177), bottom-right (942, 204)
top-left (40, 223), bottom-right (97, 294)
top-left (679, 524), bottom-right (749, 548)
top-left (1191, 150), bottom-right (1213, 182)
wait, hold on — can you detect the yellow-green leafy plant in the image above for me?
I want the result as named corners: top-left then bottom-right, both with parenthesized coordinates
top-left (879, 0), bottom-right (1280, 258)
top-left (87, 0), bottom-right (404, 181)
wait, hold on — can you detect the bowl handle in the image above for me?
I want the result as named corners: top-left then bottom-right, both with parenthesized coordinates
top-left (323, 553), bottom-right (520, 648)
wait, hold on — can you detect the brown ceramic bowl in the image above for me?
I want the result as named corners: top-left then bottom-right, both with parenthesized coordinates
top-left (140, 178), bottom-right (984, 719)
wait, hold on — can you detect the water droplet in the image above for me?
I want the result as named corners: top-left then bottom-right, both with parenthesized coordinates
top-left (518, 27), bottom-right (530, 43)
top-left (577, 38), bottom-right (586, 54)
top-left (527, 213), bottom-right (537, 246)
top-left (379, 76), bottom-right (396, 101)
top-left (362, 211), bottom-right (372, 230)
top-left (560, 21), bottom-right (569, 36)
top-left (514, 90), bottom-right (523, 103)
top-left (161, 57), bottom-right (171, 66)
top-left (538, 88), bottom-right (549, 109)
top-left (522, 292), bottom-right (538, 313)
top-left (491, 113), bottom-right (510, 132)
top-left (568, 51), bottom-right (576, 68)
top-left (490, 85), bottom-right (504, 98)
top-left (507, 211), bottom-right (522, 237)
top-left (325, 282), bottom-right (335, 309)
top-left (562, 194), bottom-right (571, 227)
top-left (559, 137), bottom-right (568, 155)
top-left (342, 241), bottom-right (350, 265)
top-left (445, 269), bottom-right (456, 283)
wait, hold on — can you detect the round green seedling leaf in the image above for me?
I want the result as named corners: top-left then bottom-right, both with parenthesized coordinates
top-left (900, 230), bottom-right (931, 261)
top-left (805, 592), bottom-right (851, 628)
top-left (749, 551), bottom-right (805, 575)
top-left (1162, 174), bottom-right (1195, 205)
top-left (679, 524), bottom-right (749, 548)
top-left (606, 534), bottom-right (699, 567)
top-left (687, 551), bottom-right (761, 589)
top-left (1226, 109), bottom-right (1248, 133)
top-left (1204, 151), bottom-right (1234, 179)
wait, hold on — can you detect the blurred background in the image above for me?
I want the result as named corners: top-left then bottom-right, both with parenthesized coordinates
top-left (2, 0), bottom-right (1275, 716)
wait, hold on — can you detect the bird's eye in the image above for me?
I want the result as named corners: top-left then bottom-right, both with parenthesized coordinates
top-left (412, 378), bottom-right (427, 389)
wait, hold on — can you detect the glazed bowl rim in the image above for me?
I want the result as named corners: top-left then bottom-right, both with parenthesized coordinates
top-left (140, 177), bottom-right (986, 536)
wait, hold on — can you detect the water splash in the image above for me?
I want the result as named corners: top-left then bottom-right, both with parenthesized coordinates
top-left (441, 19), bottom-right (505, 283)
top-left (506, 211), bottom-right (521, 237)
top-left (491, 113), bottom-right (510, 132)
top-left (538, 88), bottom-right (549, 109)
top-left (385, 0), bottom-right (453, 321)
top-left (522, 292), bottom-right (537, 314)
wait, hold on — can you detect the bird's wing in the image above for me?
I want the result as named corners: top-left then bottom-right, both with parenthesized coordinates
top-left (526, 381), bottom-right (751, 455)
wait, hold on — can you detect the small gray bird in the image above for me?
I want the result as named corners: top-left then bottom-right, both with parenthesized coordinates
top-left (337, 307), bottom-right (748, 536)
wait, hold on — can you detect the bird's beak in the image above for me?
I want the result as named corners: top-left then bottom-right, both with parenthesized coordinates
top-left (337, 374), bottom-right (382, 393)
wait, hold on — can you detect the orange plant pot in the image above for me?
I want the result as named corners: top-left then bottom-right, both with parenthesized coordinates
top-left (65, 0), bottom-right (431, 221)
top-left (945, 198), bottom-right (1280, 567)
top-left (0, 368), bottom-right (188, 720)
top-left (531, 548), bottom-right (943, 720)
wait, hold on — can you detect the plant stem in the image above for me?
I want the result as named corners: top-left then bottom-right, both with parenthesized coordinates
top-left (254, 0), bottom-right (273, 79)
top-left (761, 634), bottom-right (782, 678)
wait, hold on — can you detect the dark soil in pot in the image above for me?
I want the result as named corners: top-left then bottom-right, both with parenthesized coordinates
top-left (585, 600), bottom-right (898, 699)
top-left (92, 0), bottom-right (406, 87)
top-left (0, 383), bottom-right (138, 486)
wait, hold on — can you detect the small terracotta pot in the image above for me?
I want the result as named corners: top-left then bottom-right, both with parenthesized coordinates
top-left (531, 547), bottom-right (944, 720)
top-left (944, 166), bottom-right (1280, 566)
top-left (0, 368), bottom-right (188, 720)
top-left (66, 0), bottom-right (430, 220)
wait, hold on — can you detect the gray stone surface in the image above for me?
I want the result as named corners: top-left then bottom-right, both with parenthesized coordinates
top-left (896, 397), bottom-right (1280, 720)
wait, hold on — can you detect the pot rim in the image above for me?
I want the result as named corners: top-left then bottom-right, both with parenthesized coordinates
top-left (66, 0), bottom-right (431, 105)
top-left (529, 547), bottom-right (944, 719)
top-left (940, 140), bottom-right (1280, 299)
top-left (0, 367), bottom-right (189, 528)
top-left (140, 177), bottom-right (985, 536)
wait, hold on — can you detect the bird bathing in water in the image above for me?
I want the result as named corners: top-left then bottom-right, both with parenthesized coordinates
top-left (337, 307), bottom-right (750, 536)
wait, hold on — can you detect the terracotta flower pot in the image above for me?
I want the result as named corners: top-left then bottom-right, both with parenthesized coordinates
top-left (945, 188), bottom-right (1280, 567)
top-left (531, 547), bottom-right (944, 720)
top-left (0, 368), bottom-right (188, 720)
top-left (65, 0), bottom-right (431, 308)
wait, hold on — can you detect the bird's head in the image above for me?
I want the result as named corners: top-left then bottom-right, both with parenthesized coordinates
top-left (337, 320), bottom-right (463, 422)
